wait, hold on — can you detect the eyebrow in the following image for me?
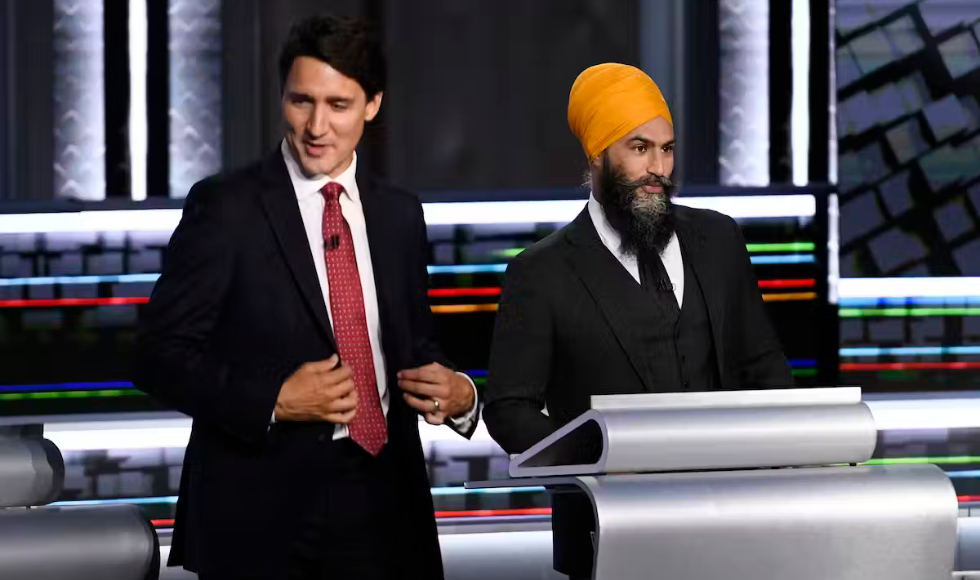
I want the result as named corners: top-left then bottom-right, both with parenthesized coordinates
top-left (285, 91), bottom-right (354, 105)
top-left (628, 137), bottom-right (676, 148)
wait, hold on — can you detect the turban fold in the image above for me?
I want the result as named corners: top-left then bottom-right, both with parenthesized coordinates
top-left (567, 63), bottom-right (672, 161)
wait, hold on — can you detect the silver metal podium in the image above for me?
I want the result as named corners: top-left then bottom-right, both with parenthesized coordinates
top-left (469, 388), bottom-right (959, 580)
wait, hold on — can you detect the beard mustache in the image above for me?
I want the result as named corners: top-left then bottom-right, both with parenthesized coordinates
top-left (596, 154), bottom-right (678, 257)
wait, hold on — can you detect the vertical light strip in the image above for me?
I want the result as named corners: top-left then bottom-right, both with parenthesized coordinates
top-left (828, 193), bottom-right (840, 304)
top-left (0, 1), bottom-right (8, 196)
top-left (52, 0), bottom-right (105, 200)
top-left (169, 0), bottom-right (223, 199)
top-left (828, 0), bottom-right (838, 184)
top-left (128, 0), bottom-right (148, 201)
top-left (718, 0), bottom-right (769, 186)
top-left (792, 0), bottom-right (811, 186)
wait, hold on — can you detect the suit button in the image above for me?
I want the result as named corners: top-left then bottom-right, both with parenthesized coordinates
top-left (683, 382), bottom-right (690, 390)
top-left (317, 434), bottom-right (326, 443)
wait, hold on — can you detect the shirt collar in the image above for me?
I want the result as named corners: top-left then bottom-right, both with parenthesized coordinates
top-left (281, 138), bottom-right (359, 203)
top-left (588, 192), bottom-right (627, 258)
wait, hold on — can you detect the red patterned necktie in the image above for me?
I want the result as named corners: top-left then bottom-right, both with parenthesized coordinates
top-left (321, 181), bottom-right (387, 456)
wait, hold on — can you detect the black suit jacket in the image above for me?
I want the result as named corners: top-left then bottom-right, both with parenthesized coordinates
top-left (484, 205), bottom-right (793, 455)
top-left (135, 150), bottom-right (473, 579)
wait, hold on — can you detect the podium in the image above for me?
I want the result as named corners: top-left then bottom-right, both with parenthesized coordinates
top-left (469, 388), bottom-right (959, 580)
top-left (0, 437), bottom-right (160, 580)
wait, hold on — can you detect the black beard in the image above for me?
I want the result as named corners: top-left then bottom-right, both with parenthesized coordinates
top-left (596, 155), bottom-right (677, 257)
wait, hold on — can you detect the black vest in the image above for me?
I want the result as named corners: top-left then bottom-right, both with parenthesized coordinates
top-left (634, 242), bottom-right (720, 392)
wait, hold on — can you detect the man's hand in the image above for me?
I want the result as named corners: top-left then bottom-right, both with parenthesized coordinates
top-left (399, 363), bottom-right (474, 425)
top-left (274, 355), bottom-right (358, 423)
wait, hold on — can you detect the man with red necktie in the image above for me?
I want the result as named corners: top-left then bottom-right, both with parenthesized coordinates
top-left (135, 14), bottom-right (478, 580)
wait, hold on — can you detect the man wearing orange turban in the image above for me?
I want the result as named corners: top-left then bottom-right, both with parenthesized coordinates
top-left (484, 63), bottom-right (792, 579)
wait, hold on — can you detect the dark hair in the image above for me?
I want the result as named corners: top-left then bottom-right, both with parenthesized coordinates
top-left (278, 14), bottom-right (386, 99)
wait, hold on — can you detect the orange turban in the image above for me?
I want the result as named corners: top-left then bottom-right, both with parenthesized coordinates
top-left (567, 63), bottom-right (672, 161)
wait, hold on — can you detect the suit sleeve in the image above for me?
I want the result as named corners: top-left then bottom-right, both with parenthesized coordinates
top-left (727, 217), bottom-right (794, 388)
top-left (484, 256), bottom-right (562, 455)
top-left (135, 182), bottom-right (285, 444)
top-left (408, 202), bottom-right (480, 439)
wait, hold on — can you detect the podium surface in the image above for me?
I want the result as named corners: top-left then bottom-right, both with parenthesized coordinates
top-left (469, 388), bottom-right (959, 580)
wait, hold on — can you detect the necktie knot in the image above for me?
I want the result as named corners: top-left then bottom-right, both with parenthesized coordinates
top-left (321, 181), bottom-right (345, 203)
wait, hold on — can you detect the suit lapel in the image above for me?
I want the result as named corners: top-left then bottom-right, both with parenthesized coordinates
top-left (563, 210), bottom-right (654, 392)
top-left (256, 150), bottom-right (336, 347)
top-left (356, 169), bottom-right (396, 359)
top-left (674, 207), bottom-right (728, 384)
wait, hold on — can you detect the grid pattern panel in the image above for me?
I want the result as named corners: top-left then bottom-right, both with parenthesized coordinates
top-left (52, 0), bottom-right (105, 201)
top-left (169, 0), bottom-right (222, 198)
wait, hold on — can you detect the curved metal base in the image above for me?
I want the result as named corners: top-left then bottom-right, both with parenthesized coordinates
top-left (0, 505), bottom-right (158, 580)
top-left (476, 464), bottom-right (958, 580)
top-left (579, 464), bottom-right (957, 580)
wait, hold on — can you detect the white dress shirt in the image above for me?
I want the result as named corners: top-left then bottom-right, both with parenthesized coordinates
top-left (587, 193), bottom-right (685, 307)
top-left (280, 140), bottom-right (477, 438)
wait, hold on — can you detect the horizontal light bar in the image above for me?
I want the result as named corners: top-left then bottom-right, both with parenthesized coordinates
top-left (746, 242), bottom-right (815, 252)
top-left (428, 287), bottom-right (502, 298)
top-left (51, 496), bottom-right (179, 507)
top-left (866, 398), bottom-right (980, 430)
top-left (430, 486), bottom-right (545, 496)
top-left (45, 419), bottom-right (193, 451)
top-left (493, 248), bottom-right (526, 258)
top-left (749, 254), bottom-right (815, 265)
top-left (863, 457), bottom-right (980, 465)
top-left (788, 359), bottom-right (817, 368)
top-left (423, 200), bottom-right (585, 225)
top-left (761, 291), bottom-right (817, 302)
top-left (757, 278), bottom-right (816, 289)
top-left (840, 346), bottom-right (980, 357)
top-left (1, 268), bottom-right (506, 285)
top-left (425, 197), bottom-right (817, 223)
top-left (839, 308), bottom-right (980, 317)
top-left (842, 362), bottom-right (980, 371)
top-left (43, 415), bottom-right (496, 452)
top-left (0, 274), bottom-right (160, 287)
top-left (947, 471), bottom-right (980, 479)
top-left (150, 508), bottom-right (555, 528)
top-left (0, 269), bottom-right (499, 286)
top-left (0, 382), bottom-right (135, 393)
top-left (430, 304), bottom-right (499, 314)
top-left (0, 297), bottom-right (149, 308)
top-left (50, 486), bottom-right (547, 507)
top-left (0, 195), bottom-right (818, 235)
top-left (676, 195), bottom-right (816, 218)
top-left (840, 296), bottom-right (980, 307)
top-left (0, 390), bottom-right (141, 401)
top-left (24, 375), bottom-right (498, 396)
top-left (434, 508), bottom-right (552, 518)
top-left (838, 278), bottom-right (980, 299)
top-left (0, 210), bottom-right (182, 234)
top-left (498, 243), bottom-right (812, 260)
top-left (0, 291), bottom-right (495, 316)
top-left (427, 265), bottom-right (508, 275)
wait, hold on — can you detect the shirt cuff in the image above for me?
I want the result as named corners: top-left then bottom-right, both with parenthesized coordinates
top-left (448, 372), bottom-right (479, 429)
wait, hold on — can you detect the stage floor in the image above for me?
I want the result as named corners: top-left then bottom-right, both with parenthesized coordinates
top-left (156, 516), bottom-right (566, 580)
